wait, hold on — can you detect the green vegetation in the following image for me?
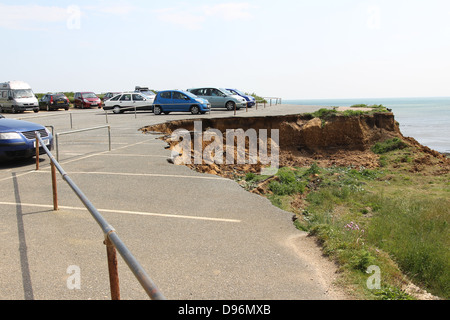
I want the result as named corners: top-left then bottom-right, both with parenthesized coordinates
top-left (303, 105), bottom-right (391, 122)
top-left (371, 138), bottom-right (408, 154)
top-left (239, 145), bottom-right (450, 300)
top-left (246, 92), bottom-right (267, 103)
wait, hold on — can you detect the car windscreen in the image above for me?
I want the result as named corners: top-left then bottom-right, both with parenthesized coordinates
top-left (13, 89), bottom-right (34, 99)
top-left (53, 94), bottom-right (66, 99)
top-left (219, 88), bottom-right (233, 95)
top-left (184, 91), bottom-right (198, 99)
top-left (82, 93), bottom-right (97, 98)
top-left (230, 89), bottom-right (244, 95)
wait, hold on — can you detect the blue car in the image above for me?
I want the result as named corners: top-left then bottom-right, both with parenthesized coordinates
top-left (0, 115), bottom-right (53, 161)
top-left (226, 89), bottom-right (256, 108)
top-left (153, 90), bottom-right (210, 115)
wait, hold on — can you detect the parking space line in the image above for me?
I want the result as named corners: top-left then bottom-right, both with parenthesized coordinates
top-left (0, 201), bottom-right (241, 223)
top-left (32, 170), bottom-right (228, 181)
top-left (99, 154), bottom-right (168, 158)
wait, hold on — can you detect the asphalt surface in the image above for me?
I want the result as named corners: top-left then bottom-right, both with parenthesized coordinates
top-left (0, 104), bottom-right (341, 300)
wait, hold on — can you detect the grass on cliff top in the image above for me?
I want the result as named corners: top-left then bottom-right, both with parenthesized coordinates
top-left (242, 140), bottom-right (449, 300)
top-left (303, 105), bottom-right (390, 121)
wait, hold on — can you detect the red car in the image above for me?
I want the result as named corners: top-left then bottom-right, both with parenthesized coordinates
top-left (74, 92), bottom-right (102, 109)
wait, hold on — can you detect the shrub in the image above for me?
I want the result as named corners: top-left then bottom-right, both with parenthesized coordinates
top-left (371, 138), bottom-right (408, 154)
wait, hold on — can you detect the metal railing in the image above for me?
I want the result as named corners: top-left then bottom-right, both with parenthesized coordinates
top-left (35, 132), bottom-right (166, 300)
top-left (55, 125), bottom-right (112, 161)
top-left (19, 110), bottom-right (110, 129)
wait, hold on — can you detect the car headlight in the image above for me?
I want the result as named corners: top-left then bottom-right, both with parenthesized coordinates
top-left (0, 132), bottom-right (22, 140)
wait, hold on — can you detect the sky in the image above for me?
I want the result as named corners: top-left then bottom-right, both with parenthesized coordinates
top-left (1, 0), bottom-right (450, 99)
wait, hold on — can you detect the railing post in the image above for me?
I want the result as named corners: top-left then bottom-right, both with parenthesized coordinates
top-left (35, 132), bottom-right (40, 171)
top-left (104, 236), bottom-right (121, 300)
top-left (51, 161), bottom-right (58, 211)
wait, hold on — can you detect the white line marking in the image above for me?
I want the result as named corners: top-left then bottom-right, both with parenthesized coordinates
top-left (0, 201), bottom-right (241, 223)
top-left (99, 154), bottom-right (168, 158)
top-left (32, 170), bottom-right (227, 181)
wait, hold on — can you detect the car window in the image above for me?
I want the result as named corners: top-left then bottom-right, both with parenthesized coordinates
top-left (211, 89), bottom-right (222, 97)
top-left (111, 95), bottom-right (121, 101)
top-left (132, 94), bottom-right (144, 101)
top-left (120, 94), bottom-right (131, 101)
top-left (172, 92), bottom-right (186, 100)
top-left (160, 92), bottom-right (171, 99)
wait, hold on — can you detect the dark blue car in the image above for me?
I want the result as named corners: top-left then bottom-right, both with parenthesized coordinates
top-left (226, 89), bottom-right (256, 108)
top-left (0, 115), bottom-right (53, 161)
top-left (153, 90), bottom-right (210, 115)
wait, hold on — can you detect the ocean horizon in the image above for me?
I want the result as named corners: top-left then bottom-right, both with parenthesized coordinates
top-left (283, 97), bottom-right (450, 154)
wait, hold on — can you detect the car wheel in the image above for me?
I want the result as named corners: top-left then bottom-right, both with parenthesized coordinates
top-left (154, 106), bottom-right (162, 115)
top-left (113, 106), bottom-right (121, 114)
top-left (226, 101), bottom-right (235, 111)
top-left (190, 105), bottom-right (200, 115)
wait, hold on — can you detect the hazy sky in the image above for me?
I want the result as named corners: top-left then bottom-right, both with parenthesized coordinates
top-left (2, 0), bottom-right (450, 99)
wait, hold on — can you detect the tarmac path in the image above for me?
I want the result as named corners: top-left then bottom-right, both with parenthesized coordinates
top-left (0, 104), bottom-right (348, 300)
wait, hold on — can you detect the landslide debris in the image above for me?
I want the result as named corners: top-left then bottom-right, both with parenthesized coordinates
top-left (141, 112), bottom-right (449, 179)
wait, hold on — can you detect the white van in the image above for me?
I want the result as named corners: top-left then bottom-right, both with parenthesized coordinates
top-left (0, 81), bottom-right (39, 113)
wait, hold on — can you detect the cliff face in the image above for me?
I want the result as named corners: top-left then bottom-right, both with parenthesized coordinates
top-left (142, 112), bottom-right (401, 152)
top-left (141, 112), bottom-right (405, 172)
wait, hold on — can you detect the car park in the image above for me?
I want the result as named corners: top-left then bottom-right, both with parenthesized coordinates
top-left (39, 93), bottom-right (70, 111)
top-left (74, 92), bottom-right (103, 109)
top-left (226, 88), bottom-right (256, 108)
top-left (153, 90), bottom-right (210, 115)
top-left (0, 115), bottom-right (53, 161)
top-left (0, 81), bottom-right (39, 113)
top-left (103, 92), bottom-right (121, 101)
top-left (187, 87), bottom-right (247, 111)
top-left (103, 92), bottom-right (155, 114)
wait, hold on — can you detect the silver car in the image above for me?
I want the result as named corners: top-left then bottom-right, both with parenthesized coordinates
top-left (187, 88), bottom-right (246, 111)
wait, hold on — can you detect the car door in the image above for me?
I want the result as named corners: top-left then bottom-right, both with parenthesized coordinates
top-left (158, 91), bottom-right (172, 111)
top-left (210, 89), bottom-right (225, 108)
top-left (198, 88), bottom-right (216, 108)
top-left (39, 95), bottom-right (48, 109)
top-left (132, 94), bottom-right (149, 111)
top-left (119, 94), bottom-right (132, 110)
top-left (172, 91), bottom-right (189, 112)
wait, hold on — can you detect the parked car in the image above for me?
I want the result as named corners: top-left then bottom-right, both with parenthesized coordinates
top-left (0, 81), bottom-right (39, 113)
top-left (39, 93), bottom-right (70, 111)
top-left (135, 86), bottom-right (156, 99)
top-left (187, 88), bottom-right (246, 111)
top-left (103, 92), bottom-right (155, 114)
top-left (0, 115), bottom-right (53, 161)
top-left (73, 92), bottom-right (103, 109)
top-left (103, 92), bottom-right (121, 101)
top-left (226, 89), bottom-right (256, 108)
top-left (153, 90), bottom-right (210, 115)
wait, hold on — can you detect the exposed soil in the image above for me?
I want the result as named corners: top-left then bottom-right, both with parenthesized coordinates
top-left (141, 112), bottom-right (450, 179)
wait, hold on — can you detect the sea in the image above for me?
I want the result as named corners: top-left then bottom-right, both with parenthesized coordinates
top-left (283, 97), bottom-right (450, 154)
